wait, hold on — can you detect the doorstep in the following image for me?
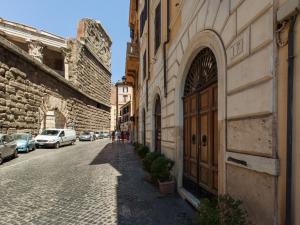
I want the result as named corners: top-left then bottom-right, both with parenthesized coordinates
top-left (178, 187), bottom-right (200, 208)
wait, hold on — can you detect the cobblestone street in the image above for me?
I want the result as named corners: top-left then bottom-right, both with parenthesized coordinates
top-left (0, 140), bottom-right (195, 225)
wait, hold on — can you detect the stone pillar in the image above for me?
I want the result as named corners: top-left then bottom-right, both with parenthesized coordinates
top-left (28, 40), bottom-right (44, 63)
top-left (62, 48), bottom-right (71, 80)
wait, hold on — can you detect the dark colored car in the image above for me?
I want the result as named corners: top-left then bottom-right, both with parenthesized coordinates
top-left (0, 134), bottom-right (17, 165)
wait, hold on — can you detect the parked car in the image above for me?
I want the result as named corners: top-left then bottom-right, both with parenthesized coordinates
top-left (13, 133), bottom-right (36, 153)
top-left (95, 131), bottom-right (103, 139)
top-left (102, 131), bottom-right (110, 138)
top-left (0, 134), bottom-right (17, 164)
top-left (35, 129), bottom-right (76, 149)
top-left (79, 131), bottom-right (95, 141)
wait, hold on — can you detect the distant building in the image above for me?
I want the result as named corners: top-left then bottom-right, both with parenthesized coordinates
top-left (0, 18), bottom-right (112, 134)
top-left (115, 80), bottom-right (133, 130)
top-left (110, 84), bottom-right (117, 131)
top-left (119, 101), bottom-right (132, 132)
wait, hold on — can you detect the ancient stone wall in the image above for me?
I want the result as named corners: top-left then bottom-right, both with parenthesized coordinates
top-left (0, 36), bottom-right (110, 135)
top-left (68, 19), bottom-right (112, 106)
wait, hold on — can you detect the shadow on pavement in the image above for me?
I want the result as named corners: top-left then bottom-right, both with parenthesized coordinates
top-left (90, 142), bottom-right (196, 225)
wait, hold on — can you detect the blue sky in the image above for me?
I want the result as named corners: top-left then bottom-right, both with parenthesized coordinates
top-left (1, 0), bottom-right (130, 83)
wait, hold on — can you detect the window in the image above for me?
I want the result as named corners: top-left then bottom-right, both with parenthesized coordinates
top-left (154, 2), bottom-right (161, 53)
top-left (143, 50), bottom-right (147, 79)
top-left (140, 0), bottom-right (148, 37)
top-left (123, 86), bottom-right (128, 93)
top-left (123, 95), bottom-right (128, 103)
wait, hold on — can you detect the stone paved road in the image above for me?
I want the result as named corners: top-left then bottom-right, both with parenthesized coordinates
top-left (0, 139), bottom-right (195, 225)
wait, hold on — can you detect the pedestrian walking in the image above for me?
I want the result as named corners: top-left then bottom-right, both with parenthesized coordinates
top-left (121, 131), bottom-right (124, 143)
top-left (111, 131), bottom-right (115, 142)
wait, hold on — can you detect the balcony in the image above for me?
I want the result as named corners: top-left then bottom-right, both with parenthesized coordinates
top-left (126, 42), bottom-right (139, 58)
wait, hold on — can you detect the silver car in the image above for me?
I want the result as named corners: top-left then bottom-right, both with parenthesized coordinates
top-left (0, 134), bottom-right (17, 164)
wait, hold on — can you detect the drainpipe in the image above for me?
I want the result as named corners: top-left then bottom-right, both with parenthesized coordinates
top-left (163, 0), bottom-right (170, 98)
top-left (285, 14), bottom-right (297, 225)
top-left (146, 0), bottom-right (150, 111)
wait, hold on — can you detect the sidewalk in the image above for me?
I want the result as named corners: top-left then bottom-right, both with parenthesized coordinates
top-left (92, 142), bottom-right (196, 225)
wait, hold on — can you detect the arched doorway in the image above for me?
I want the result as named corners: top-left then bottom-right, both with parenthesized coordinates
top-left (154, 96), bottom-right (161, 152)
top-left (183, 48), bottom-right (218, 197)
top-left (43, 110), bottom-right (66, 129)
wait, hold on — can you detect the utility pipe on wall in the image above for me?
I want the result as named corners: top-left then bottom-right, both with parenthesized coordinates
top-left (285, 14), bottom-right (297, 225)
top-left (163, 0), bottom-right (170, 97)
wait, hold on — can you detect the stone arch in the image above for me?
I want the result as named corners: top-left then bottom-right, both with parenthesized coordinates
top-left (150, 86), bottom-right (163, 152)
top-left (39, 95), bottom-right (68, 131)
top-left (174, 30), bottom-right (227, 194)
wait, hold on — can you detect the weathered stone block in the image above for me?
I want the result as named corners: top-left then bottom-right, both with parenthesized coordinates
top-left (228, 116), bottom-right (273, 156)
top-left (10, 67), bottom-right (27, 78)
top-left (237, 0), bottom-right (272, 33)
top-left (0, 98), bottom-right (6, 106)
top-left (227, 164), bottom-right (275, 225)
top-left (6, 85), bottom-right (15, 94)
top-left (227, 80), bottom-right (273, 118)
top-left (227, 44), bottom-right (273, 93)
top-left (0, 68), bottom-right (5, 76)
top-left (5, 71), bottom-right (14, 80)
top-left (250, 8), bottom-right (273, 52)
top-left (0, 83), bottom-right (5, 92)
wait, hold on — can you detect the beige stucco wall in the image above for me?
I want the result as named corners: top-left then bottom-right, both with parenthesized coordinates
top-left (137, 0), bottom-right (279, 224)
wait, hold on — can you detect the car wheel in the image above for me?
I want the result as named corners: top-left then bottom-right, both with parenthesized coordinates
top-left (55, 142), bottom-right (60, 149)
top-left (0, 155), bottom-right (3, 165)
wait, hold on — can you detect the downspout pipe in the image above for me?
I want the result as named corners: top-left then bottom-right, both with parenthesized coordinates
top-left (163, 0), bottom-right (170, 97)
top-left (146, 0), bottom-right (150, 111)
top-left (286, 14), bottom-right (297, 225)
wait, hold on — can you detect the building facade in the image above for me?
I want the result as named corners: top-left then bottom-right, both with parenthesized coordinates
top-left (110, 84), bottom-right (117, 131)
top-left (119, 101), bottom-right (133, 132)
top-left (115, 81), bottom-right (133, 130)
top-left (125, 0), bottom-right (300, 225)
top-left (0, 18), bottom-right (112, 134)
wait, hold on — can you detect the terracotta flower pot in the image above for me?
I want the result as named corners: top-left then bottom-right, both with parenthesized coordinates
top-left (158, 179), bottom-right (175, 194)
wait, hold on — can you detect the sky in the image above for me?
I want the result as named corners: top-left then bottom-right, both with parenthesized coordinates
top-left (0, 0), bottom-right (130, 83)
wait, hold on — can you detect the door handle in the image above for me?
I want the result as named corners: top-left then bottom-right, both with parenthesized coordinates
top-left (192, 134), bottom-right (196, 144)
top-left (201, 134), bottom-right (207, 146)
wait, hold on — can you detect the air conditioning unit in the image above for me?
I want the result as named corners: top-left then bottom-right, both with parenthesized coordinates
top-left (277, 0), bottom-right (300, 22)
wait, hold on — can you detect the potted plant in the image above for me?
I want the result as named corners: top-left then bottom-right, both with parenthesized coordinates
top-left (142, 151), bottom-right (161, 182)
top-left (197, 194), bottom-right (253, 225)
top-left (137, 145), bottom-right (149, 159)
top-left (150, 155), bottom-right (175, 194)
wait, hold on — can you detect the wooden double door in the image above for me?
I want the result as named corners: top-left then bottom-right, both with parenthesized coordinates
top-left (183, 83), bottom-right (218, 196)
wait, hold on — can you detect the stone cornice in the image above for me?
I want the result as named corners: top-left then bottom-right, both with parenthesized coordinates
top-left (0, 35), bottom-right (111, 109)
top-left (0, 18), bottom-right (67, 50)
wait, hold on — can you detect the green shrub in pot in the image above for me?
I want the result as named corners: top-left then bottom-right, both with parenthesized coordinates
top-left (142, 152), bottom-right (161, 173)
top-left (137, 145), bottom-right (149, 158)
top-left (150, 156), bottom-right (174, 182)
top-left (197, 194), bottom-right (252, 225)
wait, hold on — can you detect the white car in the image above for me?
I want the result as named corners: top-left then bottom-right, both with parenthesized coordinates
top-left (35, 129), bottom-right (76, 149)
